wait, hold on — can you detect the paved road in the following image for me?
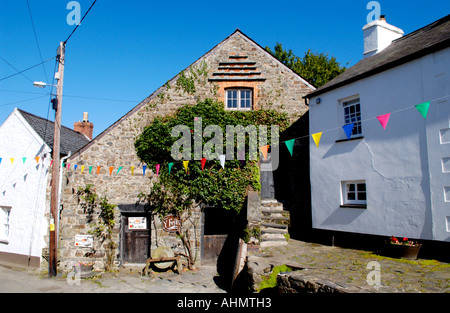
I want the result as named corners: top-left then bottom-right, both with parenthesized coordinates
top-left (0, 263), bottom-right (226, 293)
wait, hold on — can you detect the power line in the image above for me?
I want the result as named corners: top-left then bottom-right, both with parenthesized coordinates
top-left (0, 56), bottom-right (56, 83)
top-left (64, 0), bottom-right (98, 44)
top-left (26, 0), bottom-right (49, 83)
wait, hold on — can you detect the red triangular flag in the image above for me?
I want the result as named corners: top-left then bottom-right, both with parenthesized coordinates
top-left (201, 158), bottom-right (206, 170)
top-left (96, 166), bottom-right (101, 175)
top-left (376, 113), bottom-right (391, 130)
top-left (109, 166), bottom-right (114, 175)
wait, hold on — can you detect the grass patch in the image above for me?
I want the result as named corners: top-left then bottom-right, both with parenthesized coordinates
top-left (258, 264), bottom-right (292, 291)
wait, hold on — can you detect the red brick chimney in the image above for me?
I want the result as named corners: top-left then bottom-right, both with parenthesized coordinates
top-left (74, 112), bottom-right (93, 140)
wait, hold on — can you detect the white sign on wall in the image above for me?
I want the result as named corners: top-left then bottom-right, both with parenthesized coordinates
top-left (74, 234), bottom-right (93, 248)
top-left (128, 217), bottom-right (147, 230)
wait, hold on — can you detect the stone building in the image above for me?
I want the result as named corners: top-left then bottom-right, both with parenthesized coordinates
top-left (58, 29), bottom-right (314, 272)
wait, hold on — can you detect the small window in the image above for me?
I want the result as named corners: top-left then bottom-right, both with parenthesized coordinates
top-left (226, 89), bottom-right (252, 110)
top-left (343, 99), bottom-right (362, 137)
top-left (341, 181), bottom-right (367, 207)
top-left (0, 207), bottom-right (11, 242)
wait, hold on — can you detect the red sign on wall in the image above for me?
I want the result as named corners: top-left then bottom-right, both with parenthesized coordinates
top-left (162, 214), bottom-right (180, 232)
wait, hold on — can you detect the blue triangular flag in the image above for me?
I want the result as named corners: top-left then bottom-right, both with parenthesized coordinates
top-left (342, 123), bottom-right (354, 140)
top-left (143, 165), bottom-right (147, 176)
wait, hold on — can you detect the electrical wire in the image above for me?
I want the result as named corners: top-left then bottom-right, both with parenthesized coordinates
top-left (26, 0), bottom-right (49, 83)
top-left (64, 0), bottom-right (98, 45)
top-left (0, 56), bottom-right (56, 83)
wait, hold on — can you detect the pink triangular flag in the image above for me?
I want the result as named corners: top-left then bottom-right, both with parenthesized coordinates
top-left (155, 164), bottom-right (160, 176)
top-left (376, 113), bottom-right (391, 130)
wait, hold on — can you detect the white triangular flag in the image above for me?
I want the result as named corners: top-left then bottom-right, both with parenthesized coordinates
top-left (219, 154), bottom-right (225, 169)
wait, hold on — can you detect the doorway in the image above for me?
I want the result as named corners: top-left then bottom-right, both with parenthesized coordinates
top-left (121, 214), bottom-right (150, 263)
top-left (201, 206), bottom-right (235, 265)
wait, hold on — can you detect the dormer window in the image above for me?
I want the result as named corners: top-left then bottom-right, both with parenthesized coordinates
top-left (226, 89), bottom-right (252, 110)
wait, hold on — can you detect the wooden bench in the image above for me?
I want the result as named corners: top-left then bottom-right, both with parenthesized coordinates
top-left (143, 255), bottom-right (181, 276)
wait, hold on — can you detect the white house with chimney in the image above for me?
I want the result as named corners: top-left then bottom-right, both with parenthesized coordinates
top-left (306, 15), bottom-right (450, 242)
top-left (0, 108), bottom-right (90, 267)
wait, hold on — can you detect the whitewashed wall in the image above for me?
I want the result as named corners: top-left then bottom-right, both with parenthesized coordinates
top-left (0, 109), bottom-right (51, 263)
top-left (309, 47), bottom-right (450, 242)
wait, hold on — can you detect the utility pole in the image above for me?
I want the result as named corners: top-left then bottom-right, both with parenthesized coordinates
top-left (49, 41), bottom-right (65, 277)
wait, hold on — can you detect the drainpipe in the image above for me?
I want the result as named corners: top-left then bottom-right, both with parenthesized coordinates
top-left (56, 151), bottom-right (71, 248)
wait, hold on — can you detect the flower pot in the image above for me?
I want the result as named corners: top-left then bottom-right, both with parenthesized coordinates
top-left (384, 243), bottom-right (421, 260)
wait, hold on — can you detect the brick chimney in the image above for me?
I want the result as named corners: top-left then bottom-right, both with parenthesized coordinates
top-left (74, 112), bottom-right (93, 140)
top-left (363, 15), bottom-right (404, 58)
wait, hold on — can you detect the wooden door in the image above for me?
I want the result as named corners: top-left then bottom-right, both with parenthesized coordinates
top-left (122, 215), bottom-right (150, 263)
top-left (201, 207), bottom-right (234, 265)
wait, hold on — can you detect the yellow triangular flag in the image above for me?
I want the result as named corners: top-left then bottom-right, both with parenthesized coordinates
top-left (183, 160), bottom-right (189, 173)
top-left (131, 166), bottom-right (135, 176)
top-left (259, 145), bottom-right (269, 161)
top-left (312, 132), bottom-right (323, 148)
top-left (10, 158), bottom-right (14, 164)
top-left (81, 165), bottom-right (85, 174)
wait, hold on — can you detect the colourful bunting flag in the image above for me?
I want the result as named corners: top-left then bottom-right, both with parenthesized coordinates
top-left (22, 157), bottom-right (26, 164)
top-left (342, 123), bottom-right (354, 140)
top-left (67, 164), bottom-right (71, 169)
top-left (219, 155), bottom-right (225, 169)
top-left (155, 164), bottom-right (160, 176)
top-left (260, 145), bottom-right (269, 161)
top-left (89, 166), bottom-right (93, 174)
top-left (10, 158), bottom-right (14, 164)
top-left (109, 166), bottom-right (114, 176)
top-left (376, 113), bottom-right (391, 130)
top-left (74, 164), bottom-right (78, 171)
top-left (284, 139), bottom-right (295, 156)
top-left (81, 165), bottom-right (85, 174)
top-left (96, 166), bottom-right (101, 175)
top-left (50, 160), bottom-right (53, 167)
top-left (201, 158), bottom-right (206, 170)
top-left (131, 166), bottom-right (135, 176)
top-left (168, 163), bottom-right (173, 175)
top-left (116, 166), bottom-right (123, 175)
top-left (0, 158), bottom-right (2, 165)
top-left (415, 101), bottom-right (430, 118)
top-left (143, 165), bottom-right (147, 176)
top-left (312, 132), bottom-right (323, 148)
top-left (183, 160), bottom-right (189, 173)
top-left (35, 156), bottom-right (40, 164)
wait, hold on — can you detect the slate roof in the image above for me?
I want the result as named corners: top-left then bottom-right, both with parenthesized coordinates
top-left (306, 14), bottom-right (450, 98)
top-left (18, 109), bottom-right (90, 156)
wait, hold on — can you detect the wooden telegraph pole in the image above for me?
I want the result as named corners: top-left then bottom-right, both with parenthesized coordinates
top-left (49, 41), bottom-right (65, 277)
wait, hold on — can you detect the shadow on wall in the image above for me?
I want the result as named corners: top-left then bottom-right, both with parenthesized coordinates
top-left (273, 111), bottom-right (315, 241)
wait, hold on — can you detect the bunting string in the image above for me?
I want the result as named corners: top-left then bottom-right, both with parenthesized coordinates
top-left (0, 96), bottom-right (446, 178)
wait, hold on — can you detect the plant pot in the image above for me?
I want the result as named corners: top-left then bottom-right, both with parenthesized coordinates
top-left (384, 243), bottom-right (421, 260)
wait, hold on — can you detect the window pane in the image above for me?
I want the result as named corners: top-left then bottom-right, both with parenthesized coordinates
top-left (347, 184), bottom-right (355, 191)
top-left (357, 184), bottom-right (366, 191)
top-left (347, 192), bottom-right (356, 200)
top-left (358, 192), bottom-right (366, 200)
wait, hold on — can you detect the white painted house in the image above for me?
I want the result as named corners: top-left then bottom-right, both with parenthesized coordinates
top-left (306, 15), bottom-right (450, 242)
top-left (0, 108), bottom-right (90, 266)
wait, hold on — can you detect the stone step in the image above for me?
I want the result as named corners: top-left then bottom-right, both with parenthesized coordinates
top-left (260, 199), bottom-right (279, 204)
top-left (261, 207), bottom-right (284, 214)
top-left (261, 222), bottom-right (289, 229)
top-left (261, 233), bottom-right (287, 240)
top-left (261, 227), bottom-right (288, 234)
top-left (260, 240), bottom-right (288, 248)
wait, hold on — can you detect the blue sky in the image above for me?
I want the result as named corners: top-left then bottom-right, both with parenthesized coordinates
top-left (1, 0), bottom-right (449, 137)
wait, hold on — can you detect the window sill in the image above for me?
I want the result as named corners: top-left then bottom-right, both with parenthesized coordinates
top-left (0, 239), bottom-right (9, 244)
top-left (335, 136), bottom-right (364, 143)
top-left (340, 204), bottom-right (367, 209)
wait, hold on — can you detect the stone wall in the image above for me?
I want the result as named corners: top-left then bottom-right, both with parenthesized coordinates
top-left (58, 30), bottom-right (313, 272)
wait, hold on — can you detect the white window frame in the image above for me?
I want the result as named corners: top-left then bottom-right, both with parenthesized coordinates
top-left (341, 181), bottom-right (367, 207)
top-left (225, 89), bottom-right (252, 111)
top-left (342, 98), bottom-right (362, 137)
top-left (0, 206), bottom-right (11, 243)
